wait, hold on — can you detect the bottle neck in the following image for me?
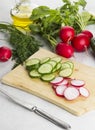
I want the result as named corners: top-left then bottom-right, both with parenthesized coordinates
top-left (11, 0), bottom-right (38, 18)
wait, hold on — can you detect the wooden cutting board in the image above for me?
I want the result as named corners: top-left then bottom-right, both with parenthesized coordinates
top-left (1, 48), bottom-right (95, 116)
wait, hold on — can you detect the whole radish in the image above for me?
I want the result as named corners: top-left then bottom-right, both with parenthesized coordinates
top-left (71, 33), bottom-right (90, 52)
top-left (81, 30), bottom-right (93, 40)
top-left (0, 46), bottom-right (12, 62)
top-left (55, 42), bottom-right (74, 58)
top-left (59, 26), bottom-right (75, 43)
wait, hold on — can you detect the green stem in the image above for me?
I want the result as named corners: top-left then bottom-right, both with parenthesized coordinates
top-left (47, 35), bottom-right (57, 47)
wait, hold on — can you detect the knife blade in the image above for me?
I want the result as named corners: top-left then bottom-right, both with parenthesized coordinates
top-left (0, 88), bottom-right (71, 130)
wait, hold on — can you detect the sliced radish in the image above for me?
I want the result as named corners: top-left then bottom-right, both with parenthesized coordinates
top-left (63, 87), bottom-right (79, 100)
top-left (50, 76), bottom-right (64, 85)
top-left (79, 87), bottom-right (90, 97)
top-left (55, 85), bottom-right (67, 97)
top-left (70, 79), bottom-right (85, 87)
top-left (52, 85), bottom-right (58, 90)
top-left (56, 78), bottom-right (69, 86)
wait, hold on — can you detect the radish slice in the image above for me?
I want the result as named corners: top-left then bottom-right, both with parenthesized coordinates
top-left (55, 85), bottom-right (67, 97)
top-left (56, 78), bottom-right (69, 86)
top-left (71, 79), bottom-right (85, 87)
top-left (50, 76), bottom-right (64, 85)
top-left (79, 87), bottom-right (90, 97)
top-left (52, 85), bottom-right (58, 90)
top-left (63, 87), bottom-right (79, 100)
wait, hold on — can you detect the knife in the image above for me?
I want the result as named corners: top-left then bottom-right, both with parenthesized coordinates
top-left (0, 88), bottom-right (71, 130)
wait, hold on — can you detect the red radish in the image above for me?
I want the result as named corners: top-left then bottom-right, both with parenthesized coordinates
top-left (0, 46), bottom-right (12, 62)
top-left (70, 79), bottom-right (85, 87)
top-left (59, 26), bottom-right (75, 43)
top-left (63, 87), bottom-right (79, 100)
top-left (55, 42), bottom-right (74, 58)
top-left (71, 33), bottom-right (90, 52)
top-left (50, 76), bottom-right (64, 85)
top-left (55, 85), bottom-right (67, 97)
top-left (81, 30), bottom-right (93, 40)
top-left (79, 87), bottom-right (90, 97)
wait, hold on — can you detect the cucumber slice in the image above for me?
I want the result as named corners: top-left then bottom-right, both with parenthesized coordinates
top-left (48, 60), bottom-right (57, 69)
top-left (56, 62), bottom-right (62, 70)
top-left (41, 74), bottom-right (55, 81)
top-left (38, 63), bottom-right (53, 74)
top-left (25, 58), bottom-right (40, 71)
top-left (65, 61), bottom-right (74, 69)
top-left (61, 62), bottom-right (71, 70)
top-left (40, 57), bottom-right (50, 64)
top-left (52, 62), bottom-right (62, 72)
top-left (59, 68), bottom-right (73, 77)
top-left (51, 56), bottom-right (62, 63)
top-left (29, 70), bottom-right (41, 78)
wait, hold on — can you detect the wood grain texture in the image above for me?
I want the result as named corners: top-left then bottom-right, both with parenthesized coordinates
top-left (1, 48), bottom-right (95, 116)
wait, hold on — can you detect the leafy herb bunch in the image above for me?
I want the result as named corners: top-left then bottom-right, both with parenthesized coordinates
top-left (29, 0), bottom-right (95, 48)
top-left (0, 23), bottom-right (41, 67)
top-left (0, 0), bottom-right (95, 67)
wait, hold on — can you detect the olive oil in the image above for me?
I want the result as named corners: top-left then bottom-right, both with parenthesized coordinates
top-left (10, 0), bottom-right (37, 29)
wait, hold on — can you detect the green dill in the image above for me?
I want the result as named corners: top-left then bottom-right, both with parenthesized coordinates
top-left (0, 23), bottom-right (41, 67)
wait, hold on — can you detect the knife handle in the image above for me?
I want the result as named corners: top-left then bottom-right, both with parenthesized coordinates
top-left (31, 106), bottom-right (71, 130)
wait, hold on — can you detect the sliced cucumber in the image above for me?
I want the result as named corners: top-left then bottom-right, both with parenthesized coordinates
top-left (61, 62), bottom-right (71, 70)
top-left (25, 58), bottom-right (40, 71)
top-left (56, 62), bottom-right (62, 70)
top-left (65, 61), bottom-right (74, 69)
top-left (29, 70), bottom-right (41, 78)
top-left (51, 56), bottom-right (62, 63)
top-left (48, 60), bottom-right (57, 69)
top-left (25, 56), bottom-right (74, 82)
top-left (40, 57), bottom-right (50, 64)
top-left (52, 62), bottom-right (62, 72)
top-left (59, 68), bottom-right (73, 77)
top-left (38, 63), bottom-right (53, 74)
top-left (41, 74), bottom-right (55, 81)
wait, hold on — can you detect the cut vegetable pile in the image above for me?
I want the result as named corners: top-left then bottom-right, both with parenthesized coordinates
top-left (25, 56), bottom-right (90, 101)
top-left (51, 77), bottom-right (90, 100)
top-left (25, 56), bottom-right (74, 81)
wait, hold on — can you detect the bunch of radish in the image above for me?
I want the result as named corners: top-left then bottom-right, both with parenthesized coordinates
top-left (50, 76), bottom-right (90, 101)
top-left (0, 46), bottom-right (12, 62)
top-left (55, 26), bottom-right (93, 58)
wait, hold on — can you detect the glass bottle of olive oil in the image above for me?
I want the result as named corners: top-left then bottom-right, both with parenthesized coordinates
top-left (10, 0), bottom-right (37, 29)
